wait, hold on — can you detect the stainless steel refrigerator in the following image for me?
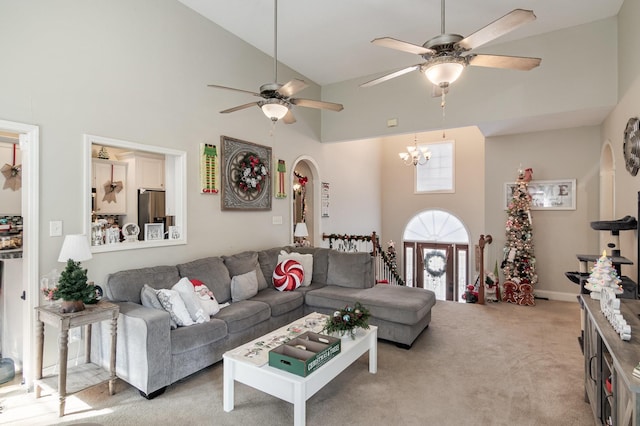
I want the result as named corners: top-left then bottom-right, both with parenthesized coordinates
top-left (138, 189), bottom-right (166, 240)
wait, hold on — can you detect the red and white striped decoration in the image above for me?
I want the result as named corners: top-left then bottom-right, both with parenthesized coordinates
top-left (273, 259), bottom-right (304, 291)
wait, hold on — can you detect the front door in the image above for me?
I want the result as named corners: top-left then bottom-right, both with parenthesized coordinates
top-left (405, 242), bottom-right (468, 301)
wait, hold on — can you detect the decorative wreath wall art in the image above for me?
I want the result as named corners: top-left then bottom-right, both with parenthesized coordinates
top-left (221, 135), bottom-right (272, 211)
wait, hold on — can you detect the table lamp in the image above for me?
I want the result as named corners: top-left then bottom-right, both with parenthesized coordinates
top-left (294, 222), bottom-right (309, 247)
top-left (58, 234), bottom-right (93, 263)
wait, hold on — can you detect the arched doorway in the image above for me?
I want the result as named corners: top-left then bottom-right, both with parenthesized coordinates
top-left (291, 157), bottom-right (319, 246)
top-left (402, 209), bottom-right (470, 301)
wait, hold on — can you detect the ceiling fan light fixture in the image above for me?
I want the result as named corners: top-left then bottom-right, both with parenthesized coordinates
top-left (259, 99), bottom-right (289, 121)
top-left (423, 56), bottom-right (466, 87)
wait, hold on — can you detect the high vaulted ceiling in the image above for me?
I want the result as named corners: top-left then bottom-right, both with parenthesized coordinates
top-left (178, 0), bottom-right (623, 86)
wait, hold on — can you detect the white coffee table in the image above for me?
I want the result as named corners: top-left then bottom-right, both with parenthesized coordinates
top-left (223, 320), bottom-right (377, 426)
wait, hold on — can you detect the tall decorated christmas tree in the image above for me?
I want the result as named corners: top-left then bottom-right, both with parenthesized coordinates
top-left (501, 167), bottom-right (538, 306)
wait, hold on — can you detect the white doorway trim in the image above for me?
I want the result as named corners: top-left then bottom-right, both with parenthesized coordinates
top-left (291, 156), bottom-right (321, 246)
top-left (0, 119), bottom-right (39, 389)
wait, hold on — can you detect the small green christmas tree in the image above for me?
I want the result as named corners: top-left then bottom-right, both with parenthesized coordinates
top-left (54, 259), bottom-right (95, 304)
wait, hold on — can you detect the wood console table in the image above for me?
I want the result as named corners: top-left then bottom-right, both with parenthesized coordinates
top-left (34, 301), bottom-right (119, 417)
top-left (582, 295), bottom-right (640, 425)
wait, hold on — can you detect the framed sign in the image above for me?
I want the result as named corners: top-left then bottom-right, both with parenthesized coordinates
top-left (504, 179), bottom-right (576, 210)
top-left (221, 136), bottom-right (272, 211)
top-left (321, 182), bottom-right (330, 217)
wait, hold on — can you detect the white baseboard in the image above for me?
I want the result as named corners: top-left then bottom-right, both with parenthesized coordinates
top-left (535, 290), bottom-right (580, 303)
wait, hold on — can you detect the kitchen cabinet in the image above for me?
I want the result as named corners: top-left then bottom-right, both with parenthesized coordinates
top-left (119, 151), bottom-right (164, 190)
top-left (92, 159), bottom-right (127, 215)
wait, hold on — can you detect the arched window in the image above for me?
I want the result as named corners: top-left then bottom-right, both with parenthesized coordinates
top-left (403, 210), bottom-right (470, 302)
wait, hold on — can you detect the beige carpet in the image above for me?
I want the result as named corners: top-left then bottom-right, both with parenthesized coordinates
top-left (0, 299), bottom-right (593, 426)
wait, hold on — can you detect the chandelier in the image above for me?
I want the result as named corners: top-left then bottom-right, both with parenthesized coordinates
top-left (399, 136), bottom-right (432, 166)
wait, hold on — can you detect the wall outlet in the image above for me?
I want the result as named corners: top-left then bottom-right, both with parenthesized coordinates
top-left (69, 327), bottom-right (81, 342)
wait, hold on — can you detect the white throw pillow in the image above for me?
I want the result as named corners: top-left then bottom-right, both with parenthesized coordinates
top-left (156, 289), bottom-right (194, 327)
top-left (172, 277), bottom-right (208, 323)
top-left (278, 250), bottom-right (313, 286)
top-left (231, 270), bottom-right (259, 302)
top-left (191, 279), bottom-right (220, 317)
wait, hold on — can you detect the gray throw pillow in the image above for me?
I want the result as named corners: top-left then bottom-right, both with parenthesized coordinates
top-left (230, 270), bottom-right (259, 302)
top-left (140, 284), bottom-right (177, 329)
top-left (223, 251), bottom-right (268, 290)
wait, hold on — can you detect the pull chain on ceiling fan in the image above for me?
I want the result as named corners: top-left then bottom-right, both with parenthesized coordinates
top-left (208, 0), bottom-right (343, 125)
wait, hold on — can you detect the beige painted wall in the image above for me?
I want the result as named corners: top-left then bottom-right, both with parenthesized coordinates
top-left (0, 0), bottom-right (382, 286)
top-left (380, 126), bottom-right (485, 274)
top-left (319, 138), bottom-right (382, 239)
top-left (485, 126), bottom-right (602, 299)
top-left (601, 0), bottom-right (640, 281)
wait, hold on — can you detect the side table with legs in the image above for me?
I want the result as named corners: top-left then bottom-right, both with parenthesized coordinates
top-left (34, 301), bottom-right (119, 417)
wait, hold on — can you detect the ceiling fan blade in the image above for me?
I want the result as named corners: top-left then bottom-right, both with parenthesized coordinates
top-left (457, 9), bottom-right (536, 51)
top-left (291, 98), bottom-right (344, 112)
top-left (283, 110), bottom-right (296, 124)
top-left (220, 102), bottom-right (259, 114)
top-left (371, 37), bottom-right (435, 56)
top-left (467, 54), bottom-right (541, 71)
top-left (277, 79), bottom-right (308, 98)
top-left (360, 64), bottom-right (421, 88)
top-left (208, 84), bottom-right (261, 97)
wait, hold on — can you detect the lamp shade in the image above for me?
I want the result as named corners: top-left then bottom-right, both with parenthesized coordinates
top-left (294, 222), bottom-right (309, 238)
top-left (58, 234), bottom-right (93, 263)
top-left (260, 99), bottom-right (289, 121)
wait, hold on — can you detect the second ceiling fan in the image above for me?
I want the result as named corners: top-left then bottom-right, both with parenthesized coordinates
top-left (361, 0), bottom-right (542, 91)
top-left (208, 0), bottom-right (343, 124)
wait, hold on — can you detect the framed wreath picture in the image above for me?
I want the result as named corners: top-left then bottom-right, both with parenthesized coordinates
top-left (221, 135), bottom-right (272, 211)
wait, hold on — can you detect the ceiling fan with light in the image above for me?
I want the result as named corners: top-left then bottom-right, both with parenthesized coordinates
top-left (361, 0), bottom-right (542, 91)
top-left (208, 0), bottom-right (343, 124)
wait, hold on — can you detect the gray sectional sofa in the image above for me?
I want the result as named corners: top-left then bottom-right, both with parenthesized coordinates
top-left (91, 246), bottom-right (436, 398)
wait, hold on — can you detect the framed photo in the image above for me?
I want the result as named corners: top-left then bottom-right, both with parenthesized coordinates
top-left (168, 225), bottom-right (181, 240)
top-left (220, 135), bottom-right (272, 210)
top-left (106, 227), bottom-right (120, 244)
top-left (144, 223), bottom-right (164, 241)
top-left (504, 179), bottom-right (576, 210)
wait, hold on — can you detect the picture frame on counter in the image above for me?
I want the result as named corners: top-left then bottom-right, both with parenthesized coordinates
top-left (168, 226), bottom-right (181, 240)
top-left (144, 223), bottom-right (164, 241)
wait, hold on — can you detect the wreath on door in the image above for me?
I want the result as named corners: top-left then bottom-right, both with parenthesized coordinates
top-left (424, 250), bottom-right (447, 278)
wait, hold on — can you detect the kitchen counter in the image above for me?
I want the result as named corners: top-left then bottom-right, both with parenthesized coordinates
top-left (0, 248), bottom-right (22, 259)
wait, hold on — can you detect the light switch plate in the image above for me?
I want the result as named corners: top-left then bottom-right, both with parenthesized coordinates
top-left (49, 220), bottom-right (63, 237)
top-left (272, 216), bottom-right (283, 225)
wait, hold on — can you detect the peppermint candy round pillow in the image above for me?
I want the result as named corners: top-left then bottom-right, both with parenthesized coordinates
top-left (273, 259), bottom-right (304, 291)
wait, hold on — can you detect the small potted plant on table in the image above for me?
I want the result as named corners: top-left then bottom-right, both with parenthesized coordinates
top-left (54, 259), bottom-right (96, 313)
top-left (323, 302), bottom-right (371, 339)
